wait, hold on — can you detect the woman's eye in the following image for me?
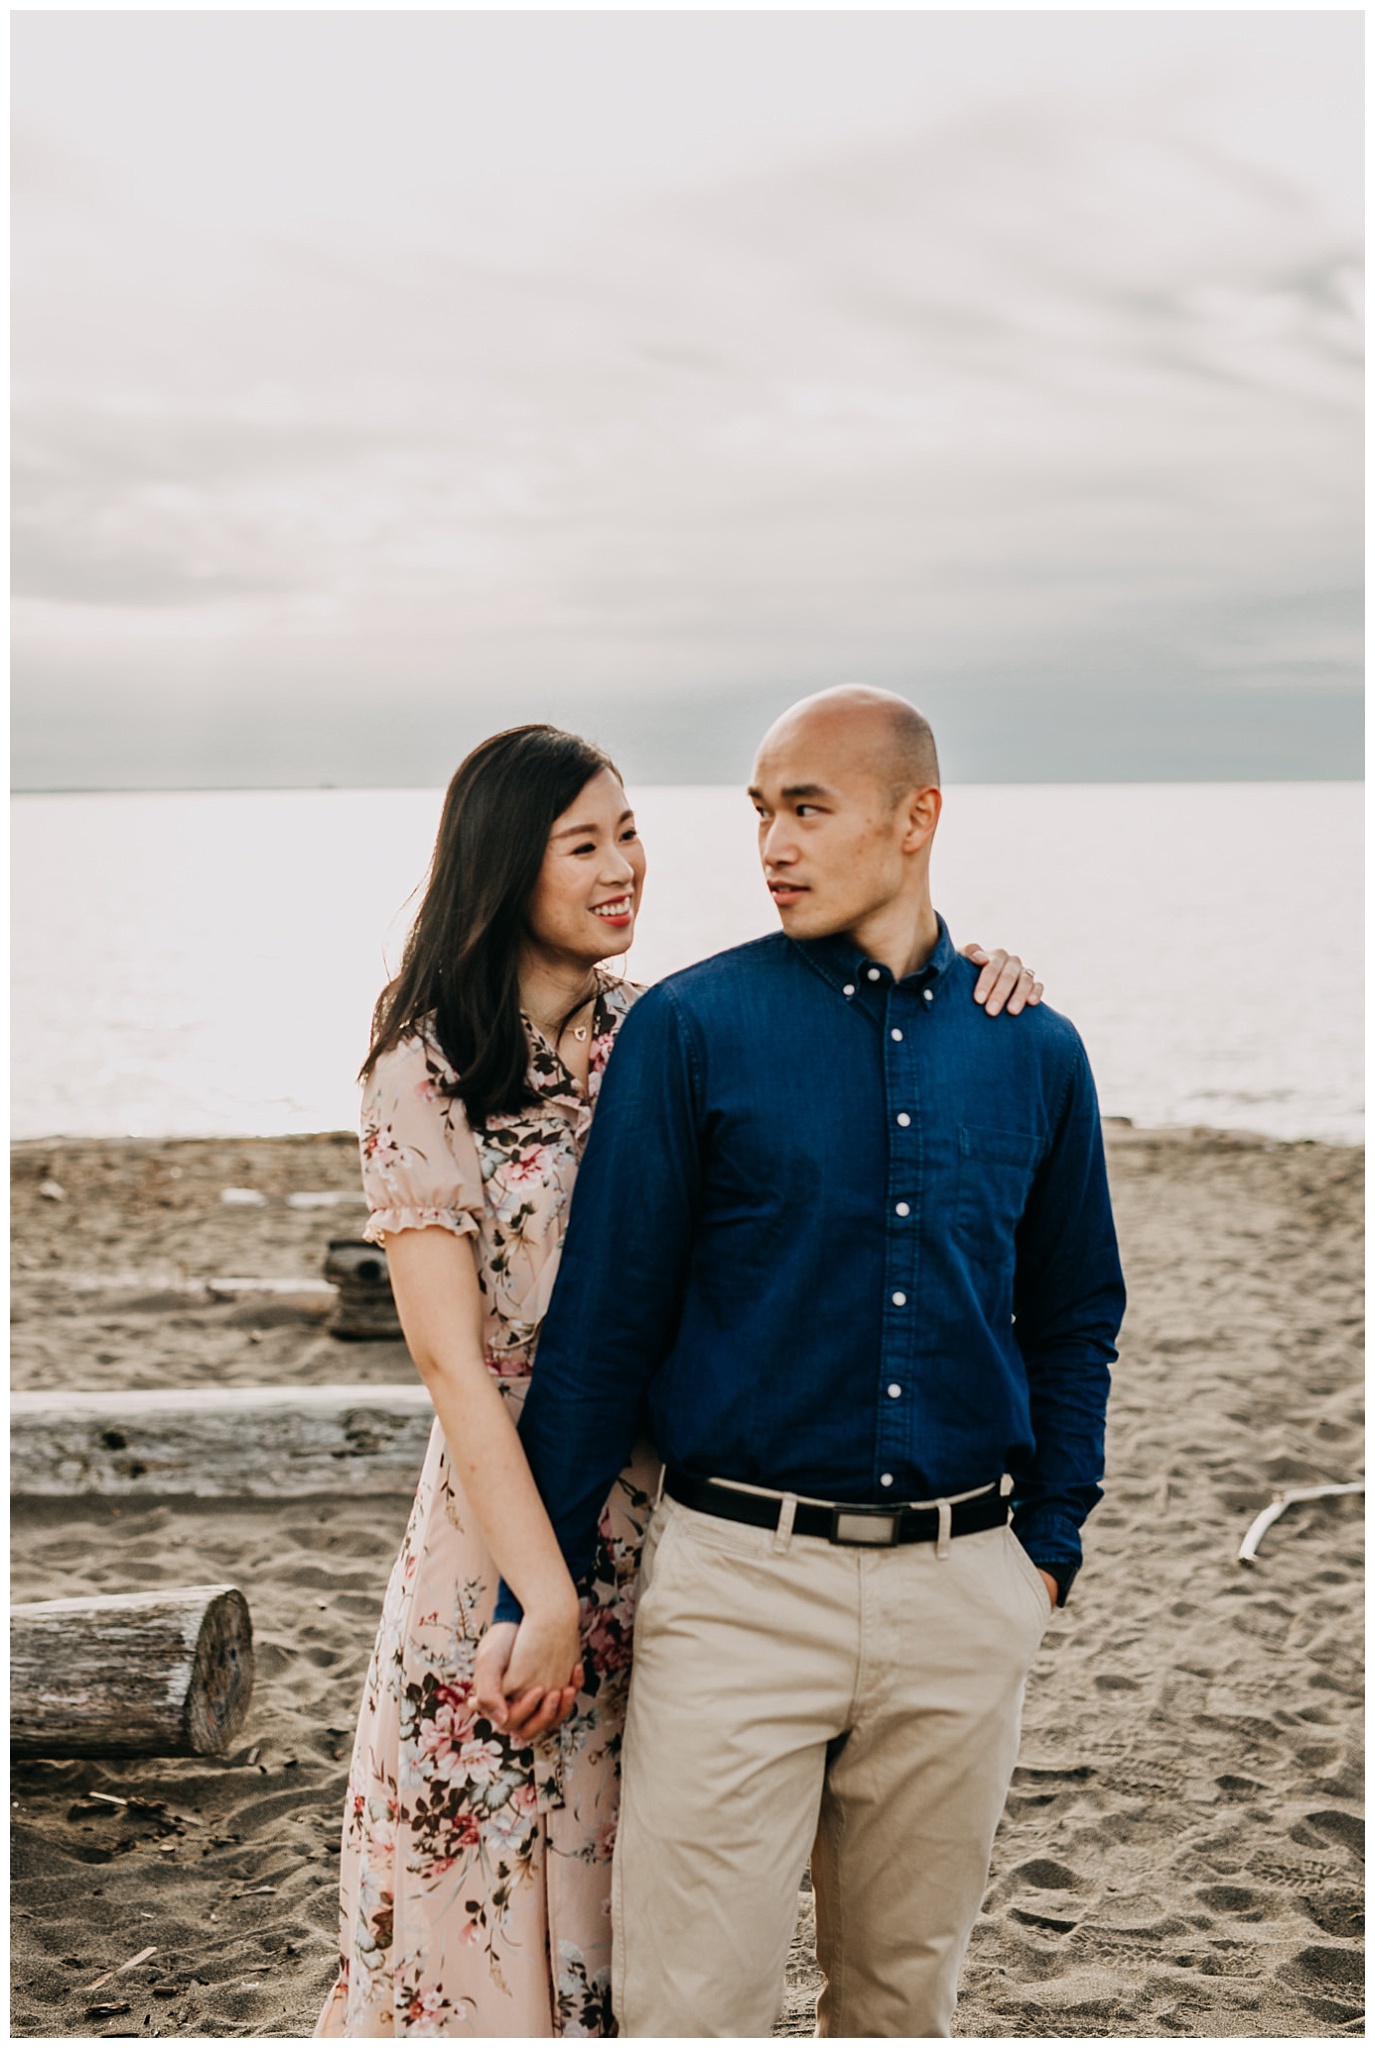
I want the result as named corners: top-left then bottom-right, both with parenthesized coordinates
top-left (620, 827), bottom-right (639, 843)
top-left (571, 842), bottom-right (596, 856)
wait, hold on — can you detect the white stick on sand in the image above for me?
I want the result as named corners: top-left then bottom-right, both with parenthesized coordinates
top-left (1236, 1479), bottom-right (1364, 1563)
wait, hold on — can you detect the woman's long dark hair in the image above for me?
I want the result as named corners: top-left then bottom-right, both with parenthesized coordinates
top-left (362, 724), bottom-right (620, 1121)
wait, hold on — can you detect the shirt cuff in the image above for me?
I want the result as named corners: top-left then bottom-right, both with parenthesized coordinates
top-left (492, 1582), bottom-right (523, 1628)
top-left (1027, 1555), bottom-right (1080, 1607)
top-left (1010, 1504), bottom-right (1083, 1569)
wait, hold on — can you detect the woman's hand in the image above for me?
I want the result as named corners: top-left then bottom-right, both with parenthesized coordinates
top-left (962, 945), bottom-right (1043, 1017)
top-left (474, 1615), bottom-right (584, 1742)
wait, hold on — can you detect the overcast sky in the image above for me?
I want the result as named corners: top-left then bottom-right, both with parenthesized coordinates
top-left (13, 11), bottom-right (1363, 787)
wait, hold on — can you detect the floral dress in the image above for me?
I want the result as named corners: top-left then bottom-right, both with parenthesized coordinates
top-left (316, 976), bottom-right (659, 2038)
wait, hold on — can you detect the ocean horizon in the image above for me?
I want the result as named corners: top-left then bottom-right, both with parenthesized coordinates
top-left (12, 782), bottom-right (1363, 1148)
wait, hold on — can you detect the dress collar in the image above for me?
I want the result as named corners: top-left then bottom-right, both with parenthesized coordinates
top-left (521, 972), bottom-right (632, 1125)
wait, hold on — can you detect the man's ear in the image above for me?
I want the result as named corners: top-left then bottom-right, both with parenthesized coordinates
top-left (899, 785), bottom-right (941, 853)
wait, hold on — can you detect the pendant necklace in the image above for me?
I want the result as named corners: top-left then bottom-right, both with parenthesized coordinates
top-left (530, 989), bottom-right (596, 1046)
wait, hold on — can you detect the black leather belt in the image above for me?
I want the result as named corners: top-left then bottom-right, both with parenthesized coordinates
top-left (664, 1470), bottom-right (1009, 1549)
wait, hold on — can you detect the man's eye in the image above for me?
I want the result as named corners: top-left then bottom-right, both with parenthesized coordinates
top-left (796, 805), bottom-right (819, 817)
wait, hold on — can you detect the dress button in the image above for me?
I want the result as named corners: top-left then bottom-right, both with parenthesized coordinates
top-left (923, 989), bottom-right (933, 1003)
top-left (880, 1473), bottom-right (894, 1488)
top-left (842, 984), bottom-right (855, 997)
top-left (891, 1291), bottom-right (907, 1307)
top-left (890, 1028), bottom-right (903, 1042)
top-left (887, 1383), bottom-right (902, 1399)
top-left (895, 1201), bottom-right (910, 1217)
top-left (896, 1112), bottom-right (911, 1127)
top-left (867, 967), bottom-right (882, 981)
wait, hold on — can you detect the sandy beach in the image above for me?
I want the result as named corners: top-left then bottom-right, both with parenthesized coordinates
top-left (10, 1124), bottom-right (1364, 2039)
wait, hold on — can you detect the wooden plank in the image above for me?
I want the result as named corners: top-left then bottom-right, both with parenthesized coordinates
top-left (11, 1585), bottom-right (254, 1757)
top-left (10, 1384), bottom-right (435, 1499)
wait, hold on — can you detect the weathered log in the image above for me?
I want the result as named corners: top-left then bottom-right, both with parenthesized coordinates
top-left (324, 1238), bottom-right (403, 1341)
top-left (10, 1385), bottom-right (435, 1499)
top-left (11, 1585), bottom-right (254, 1757)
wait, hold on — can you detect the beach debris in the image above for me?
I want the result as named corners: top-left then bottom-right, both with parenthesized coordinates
top-left (38, 1178), bottom-right (67, 1201)
top-left (85, 1945), bottom-right (158, 1992)
top-left (11, 1586), bottom-right (253, 1758)
top-left (69, 1790), bottom-right (200, 1828)
top-left (85, 2002), bottom-right (132, 2019)
top-left (1237, 1480), bottom-right (1364, 1563)
top-left (220, 1188), bottom-right (267, 1206)
top-left (206, 1275), bottom-right (335, 1308)
top-left (325, 1238), bottom-right (403, 1341)
top-left (12, 1384), bottom-right (431, 1498)
top-left (287, 1189), bottom-right (365, 1209)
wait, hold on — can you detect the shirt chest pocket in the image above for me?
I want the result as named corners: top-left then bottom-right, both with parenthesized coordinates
top-left (954, 1124), bottom-right (1042, 1267)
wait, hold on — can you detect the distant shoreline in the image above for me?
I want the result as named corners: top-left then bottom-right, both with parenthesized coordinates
top-left (11, 1123), bottom-right (1365, 1159)
top-left (12, 775), bottom-right (1367, 796)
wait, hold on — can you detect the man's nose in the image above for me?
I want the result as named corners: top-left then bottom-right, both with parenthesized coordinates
top-left (761, 817), bottom-right (796, 866)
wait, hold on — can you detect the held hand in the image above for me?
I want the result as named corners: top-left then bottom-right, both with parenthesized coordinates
top-left (1038, 1569), bottom-right (1060, 1607)
top-left (963, 945), bottom-right (1044, 1017)
top-left (473, 1614), bottom-right (583, 1742)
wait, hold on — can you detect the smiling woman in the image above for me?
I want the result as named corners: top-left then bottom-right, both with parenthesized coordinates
top-left (361, 727), bottom-right (641, 1123)
top-left (319, 724), bottom-right (661, 2038)
top-left (520, 772), bottom-right (646, 1085)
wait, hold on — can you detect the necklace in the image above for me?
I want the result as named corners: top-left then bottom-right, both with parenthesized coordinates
top-left (528, 987), bottom-right (597, 1046)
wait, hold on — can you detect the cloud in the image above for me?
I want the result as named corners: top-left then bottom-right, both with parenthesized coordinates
top-left (10, 59), bottom-right (1362, 780)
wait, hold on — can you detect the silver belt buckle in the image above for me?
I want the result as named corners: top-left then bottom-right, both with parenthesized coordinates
top-left (831, 1506), bottom-right (901, 1547)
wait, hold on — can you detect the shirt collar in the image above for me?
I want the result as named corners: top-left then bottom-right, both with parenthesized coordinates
top-left (797, 914), bottom-right (957, 994)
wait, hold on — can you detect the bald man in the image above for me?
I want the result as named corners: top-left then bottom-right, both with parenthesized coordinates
top-left (487, 689), bottom-right (1124, 2036)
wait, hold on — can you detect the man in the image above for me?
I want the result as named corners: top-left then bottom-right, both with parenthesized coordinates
top-left (480, 686), bottom-right (1125, 2036)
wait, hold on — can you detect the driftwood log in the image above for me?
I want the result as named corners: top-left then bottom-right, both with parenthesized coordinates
top-left (325, 1239), bottom-right (403, 1341)
top-left (10, 1385), bottom-right (435, 1499)
top-left (11, 1585), bottom-right (254, 1757)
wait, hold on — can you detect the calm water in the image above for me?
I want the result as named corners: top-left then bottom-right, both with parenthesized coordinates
top-left (12, 785), bottom-right (1363, 1146)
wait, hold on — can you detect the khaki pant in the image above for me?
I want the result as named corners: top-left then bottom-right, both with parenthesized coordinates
top-left (612, 1495), bottom-right (1052, 2037)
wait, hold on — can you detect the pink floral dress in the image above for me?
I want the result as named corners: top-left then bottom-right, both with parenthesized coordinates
top-left (317, 976), bottom-right (658, 2038)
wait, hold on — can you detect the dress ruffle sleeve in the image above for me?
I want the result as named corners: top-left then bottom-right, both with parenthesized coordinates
top-left (358, 1034), bottom-right (485, 1245)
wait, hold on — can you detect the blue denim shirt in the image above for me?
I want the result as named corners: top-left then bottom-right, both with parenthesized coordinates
top-left (497, 918), bottom-right (1125, 1623)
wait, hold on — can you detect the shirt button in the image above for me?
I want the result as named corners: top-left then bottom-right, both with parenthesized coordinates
top-left (842, 984), bottom-right (855, 997)
top-left (895, 1201), bottom-right (910, 1217)
top-left (890, 1028), bottom-right (903, 1042)
top-left (887, 1383), bottom-right (902, 1399)
top-left (867, 967), bottom-right (882, 981)
top-left (923, 989), bottom-right (934, 1003)
top-left (891, 1291), bottom-right (907, 1306)
top-left (896, 1112), bottom-right (911, 1127)
top-left (880, 1473), bottom-right (894, 1488)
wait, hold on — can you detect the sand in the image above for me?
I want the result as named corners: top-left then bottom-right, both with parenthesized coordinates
top-left (10, 1125), bottom-right (1364, 2039)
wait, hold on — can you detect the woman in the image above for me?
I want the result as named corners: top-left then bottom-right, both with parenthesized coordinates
top-left (317, 724), bottom-right (1041, 2038)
